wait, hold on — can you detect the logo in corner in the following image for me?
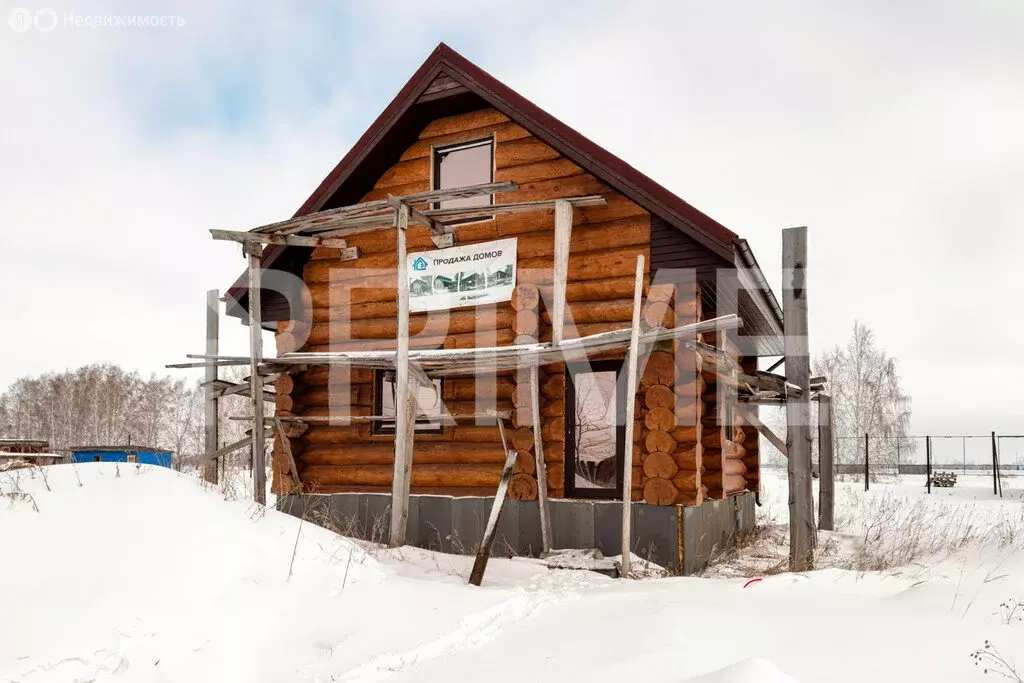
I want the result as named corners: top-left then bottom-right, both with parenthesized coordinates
top-left (412, 257), bottom-right (428, 272)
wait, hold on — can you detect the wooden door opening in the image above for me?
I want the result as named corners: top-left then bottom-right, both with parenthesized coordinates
top-left (564, 360), bottom-right (626, 499)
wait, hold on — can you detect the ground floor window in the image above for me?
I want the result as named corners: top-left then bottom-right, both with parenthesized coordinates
top-left (373, 370), bottom-right (445, 435)
top-left (127, 455), bottom-right (137, 463)
top-left (565, 360), bottom-right (626, 499)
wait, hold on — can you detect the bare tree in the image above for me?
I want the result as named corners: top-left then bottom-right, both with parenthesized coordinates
top-left (0, 364), bottom-right (209, 466)
top-left (816, 321), bottom-right (913, 477)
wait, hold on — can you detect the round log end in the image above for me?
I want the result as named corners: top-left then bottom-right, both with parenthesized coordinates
top-left (644, 429), bottom-right (676, 455)
top-left (509, 427), bottom-right (536, 452)
top-left (643, 477), bottom-right (678, 505)
top-left (640, 350), bottom-right (676, 389)
top-left (513, 309), bottom-right (540, 337)
top-left (642, 451), bottom-right (678, 479)
top-left (514, 450), bottom-right (537, 475)
top-left (511, 283), bottom-right (541, 311)
top-left (644, 406), bottom-right (676, 432)
top-left (509, 473), bottom-right (539, 500)
top-left (644, 384), bottom-right (674, 410)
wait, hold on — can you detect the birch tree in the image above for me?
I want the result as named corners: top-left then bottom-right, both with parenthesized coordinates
top-left (815, 321), bottom-right (913, 476)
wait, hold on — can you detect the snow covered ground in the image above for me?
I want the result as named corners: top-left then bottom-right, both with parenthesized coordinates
top-left (1, 463), bottom-right (1022, 682)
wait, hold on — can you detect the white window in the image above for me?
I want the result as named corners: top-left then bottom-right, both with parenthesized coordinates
top-left (433, 138), bottom-right (494, 213)
top-left (374, 371), bottom-right (445, 434)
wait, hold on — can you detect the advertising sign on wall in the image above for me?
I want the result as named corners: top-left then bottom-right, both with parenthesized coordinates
top-left (407, 238), bottom-right (517, 312)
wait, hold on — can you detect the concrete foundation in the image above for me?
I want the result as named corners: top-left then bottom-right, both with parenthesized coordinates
top-left (278, 492), bottom-right (756, 575)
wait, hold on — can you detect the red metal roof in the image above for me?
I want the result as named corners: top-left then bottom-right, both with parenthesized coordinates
top-left (226, 43), bottom-right (777, 331)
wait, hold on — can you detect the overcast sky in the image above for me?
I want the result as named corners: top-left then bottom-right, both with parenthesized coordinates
top-left (2, 0), bottom-right (1022, 440)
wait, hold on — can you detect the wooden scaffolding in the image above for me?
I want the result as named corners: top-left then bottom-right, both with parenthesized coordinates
top-left (171, 182), bottom-right (826, 579)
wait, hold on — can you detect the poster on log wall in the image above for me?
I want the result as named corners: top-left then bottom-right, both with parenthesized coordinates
top-left (407, 237), bottom-right (517, 312)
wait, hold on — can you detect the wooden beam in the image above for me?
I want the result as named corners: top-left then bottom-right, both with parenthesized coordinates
top-left (206, 437), bottom-right (249, 462)
top-left (182, 315), bottom-right (743, 374)
top-left (735, 404), bottom-right (788, 457)
top-left (390, 204), bottom-right (414, 546)
top-left (422, 195), bottom-right (605, 221)
top-left (255, 181), bottom-right (518, 236)
top-left (817, 394), bottom-right (835, 531)
top-left (529, 365), bottom-right (552, 554)
top-left (274, 417), bottom-right (302, 491)
top-left (551, 199), bottom-right (573, 346)
top-left (231, 411), bottom-right (512, 424)
top-left (248, 247), bottom-right (267, 505)
top-left (619, 256), bottom-right (644, 577)
top-left (210, 229), bottom-right (351, 250)
top-left (204, 379), bottom-right (275, 401)
top-left (203, 289), bottom-right (219, 485)
top-left (298, 194), bottom-right (604, 240)
top-left (783, 226), bottom-right (814, 571)
top-left (385, 194), bottom-right (439, 235)
top-left (469, 420), bottom-right (519, 587)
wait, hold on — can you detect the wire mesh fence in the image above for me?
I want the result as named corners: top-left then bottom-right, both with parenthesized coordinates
top-left (830, 433), bottom-right (1024, 495)
top-left (762, 432), bottom-right (1024, 496)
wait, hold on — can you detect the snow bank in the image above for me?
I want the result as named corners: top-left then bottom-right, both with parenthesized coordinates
top-left (683, 658), bottom-right (799, 683)
top-left (2, 463), bottom-right (1022, 682)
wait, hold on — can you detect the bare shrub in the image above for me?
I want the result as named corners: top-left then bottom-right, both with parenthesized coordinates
top-left (1000, 599), bottom-right (1023, 626)
top-left (972, 641), bottom-right (1022, 681)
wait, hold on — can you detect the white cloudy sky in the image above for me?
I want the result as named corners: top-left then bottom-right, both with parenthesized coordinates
top-left (1, 0), bottom-right (1022, 439)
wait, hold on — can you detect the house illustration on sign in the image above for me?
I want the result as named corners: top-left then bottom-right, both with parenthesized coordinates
top-left (413, 257), bottom-right (428, 271)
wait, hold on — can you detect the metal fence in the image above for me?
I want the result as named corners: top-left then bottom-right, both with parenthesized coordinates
top-left (833, 433), bottom-right (1024, 495)
top-left (765, 433), bottom-right (1024, 497)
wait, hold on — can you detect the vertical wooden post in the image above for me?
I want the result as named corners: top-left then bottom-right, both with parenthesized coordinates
top-left (864, 432), bottom-right (869, 492)
top-left (817, 395), bottom-right (834, 531)
top-left (926, 436), bottom-right (932, 494)
top-left (619, 255), bottom-right (644, 577)
top-left (246, 246), bottom-right (266, 505)
top-left (783, 226), bottom-right (814, 571)
top-left (390, 203), bottom-right (415, 546)
top-left (551, 199), bottom-right (572, 346)
top-left (529, 365), bottom-right (552, 554)
top-left (203, 289), bottom-right (219, 484)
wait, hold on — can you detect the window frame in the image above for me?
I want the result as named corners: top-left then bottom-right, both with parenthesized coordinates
top-left (372, 369), bottom-right (446, 435)
top-left (431, 137), bottom-right (495, 224)
top-left (563, 359), bottom-right (627, 500)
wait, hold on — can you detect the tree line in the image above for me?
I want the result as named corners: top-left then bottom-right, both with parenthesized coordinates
top-left (0, 363), bottom-right (252, 470)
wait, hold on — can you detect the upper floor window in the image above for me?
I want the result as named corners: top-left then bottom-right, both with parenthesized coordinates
top-left (433, 138), bottom-right (494, 212)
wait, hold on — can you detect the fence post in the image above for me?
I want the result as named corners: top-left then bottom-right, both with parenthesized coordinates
top-left (991, 431), bottom-right (998, 496)
top-left (926, 436), bottom-right (932, 494)
top-left (863, 433), bottom-right (869, 492)
top-left (992, 432), bottom-right (1003, 498)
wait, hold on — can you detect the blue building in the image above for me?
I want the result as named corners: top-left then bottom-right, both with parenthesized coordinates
top-left (70, 446), bottom-right (173, 468)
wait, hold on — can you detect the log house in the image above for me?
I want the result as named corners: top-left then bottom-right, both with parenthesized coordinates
top-left (221, 44), bottom-right (784, 571)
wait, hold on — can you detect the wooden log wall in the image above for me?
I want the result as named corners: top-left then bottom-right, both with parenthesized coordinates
top-left (636, 282), bottom-right (709, 506)
top-left (700, 325), bottom-right (748, 498)
top-left (739, 356), bottom-right (760, 493)
top-left (270, 107), bottom-right (651, 496)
